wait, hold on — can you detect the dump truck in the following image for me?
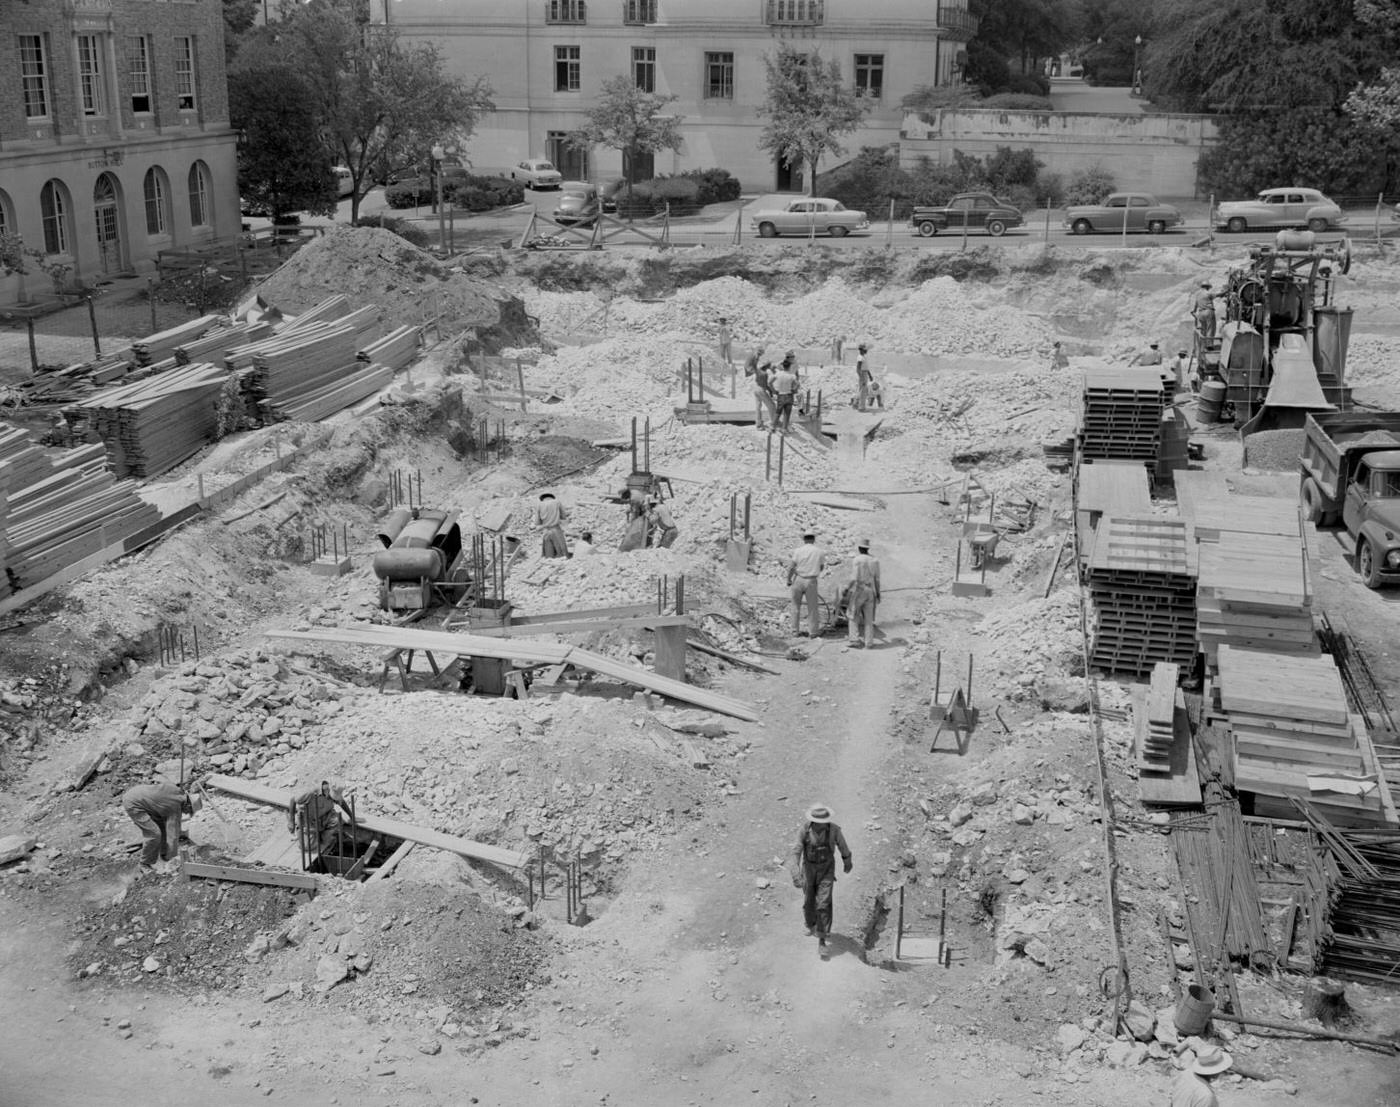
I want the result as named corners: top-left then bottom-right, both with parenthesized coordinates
top-left (1300, 412), bottom-right (1400, 588)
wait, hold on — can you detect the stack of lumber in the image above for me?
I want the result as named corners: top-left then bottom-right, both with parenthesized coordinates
top-left (1217, 645), bottom-right (1395, 828)
top-left (1086, 513), bottom-right (1196, 676)
top-left (279, 295), bottom-right (353, 334)
top-left (0, 422), bottom-right (161, 595)
top-left (1076, 460), bottom-right (1150, 539)
top-left (1079, 369), bottom-right (1164, 464)
top-left (131, 315), bottom-right (226, 367)
top-left (1139, 662), bottom-right (1178, 773)
top-left (175, 321), bottom-right (273, 365)
top-left (1155, 406), bottom-right (1190, 480)
top-left (359, 325), bottom-right (420, 371)
top-left (76, 362), bottom-right (230, 478)
top-left (1040, 432), bottom-right (1075, 469)
top-left (272, 363), bottom-right (394, 422)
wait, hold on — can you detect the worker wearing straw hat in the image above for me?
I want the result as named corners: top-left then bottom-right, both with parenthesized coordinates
top-left (1171, 1044), bottom-right (1232, 1107)
top-left (845, 538), bottom-right (881, 649)
top-left (791, 804), bottom-right (852, 951)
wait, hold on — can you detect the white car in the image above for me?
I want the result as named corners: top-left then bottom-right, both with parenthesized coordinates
top-left (1215, 188), bottom-right (1347, 233)
top-left (749, 197), bottom-right (870, 238)
top-left (332, 166), bottom-right (354, 198)
top-left (510, 159), bottom-right (563, 190)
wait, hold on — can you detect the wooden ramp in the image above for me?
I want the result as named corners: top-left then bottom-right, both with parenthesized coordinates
top-left (265, 624), bottom-right (759, 722)
top-left (206, 774), bottom-right (529, 870)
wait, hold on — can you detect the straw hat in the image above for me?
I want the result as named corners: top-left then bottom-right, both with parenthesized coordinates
top-left (1191, 1045), bottom-right (1232, 1076)
top-left (803, 530), bottom-right (816, 539)
top-left (806, 804), bottom-right (834, 824)
top-left (857, 538), bottom-right (871, 550)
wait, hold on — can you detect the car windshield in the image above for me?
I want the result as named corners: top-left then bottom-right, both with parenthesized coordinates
top-left (536, 162), bottom-right (555, 171)
top-left (1378, 472), bottom-right (1400, 498)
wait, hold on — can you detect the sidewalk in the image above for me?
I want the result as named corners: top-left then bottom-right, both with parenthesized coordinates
top-left (1047, 78), bottom-right (1145, 114)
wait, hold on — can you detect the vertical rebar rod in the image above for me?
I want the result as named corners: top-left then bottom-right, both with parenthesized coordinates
top-left (895, 885), bottom-right (904, 960)
top-left (644, 417), bottom-right (651, 471)
top-left (967, 656), bottom-right (974, 707)
top-left (765, 433), bottom-right (773, 481)
top-left (777, 434), bottom-right (785, 486)
top-left (934, 651), bottom-right (941, 701)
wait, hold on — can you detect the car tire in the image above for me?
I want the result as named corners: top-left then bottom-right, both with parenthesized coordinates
top-left (758, 222), bottom-right (777, 238)
top-left (917, 221), bottom-right (939, 237)
top-left (987, 219), bottom-right (1007, 237)
top-left (1071, 219), bottom-right (1092, 235)
top-left (829, 225), bottom-right (850, 238)
top-left (1147, 220), bottom-right (1166, 235)
top-left (1300, 478), bottom-right (1324, 525)
top-left (1359, 538), bottom-right (1384, 589)
top-left (1227, 216), bottom-right (1247, 233)
top-left (1308, 217), bottom-right (1328, 232)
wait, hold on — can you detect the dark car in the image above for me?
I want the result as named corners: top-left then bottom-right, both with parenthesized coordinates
top-left (911, 192), bottom-right (1025, 237)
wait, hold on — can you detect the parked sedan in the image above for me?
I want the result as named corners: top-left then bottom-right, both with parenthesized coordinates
top-left (750, 197), bottom-right (870, 238)
top-left (1063, 192), bottom-right (1183, 235)
top-left (1215, 188), bottom-right (1346, 233)
top-left (553, 182), bottom-right (602, 226)
top-left (510, 158), bottom-right (563, 190)
top-left (911, 192), bottom-right (1024, 237)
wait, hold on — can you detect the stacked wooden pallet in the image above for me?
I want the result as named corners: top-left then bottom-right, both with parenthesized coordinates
top-left (1086, 513), bottom-right (1196, 676)
top-left (76, 362), bottom-right (230, 478)
top-left (0, 422), bottom-right (161, 595)
top-left (359, 325), bottom-right (420, 371)
top-left (1217, 645), bottom-right (1395, 827)
top-left (131, 315), bottom-right (226, 367)
top-left (1076, 460), bottom-right (1150, 540)
top-left (1079, 369), bottom-right (1164, 463)
top-left (1155, 406), bottom-right (1190, 480)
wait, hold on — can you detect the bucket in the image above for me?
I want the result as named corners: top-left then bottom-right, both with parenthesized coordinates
top-left (1196, 381), bottom-right (1227, 424)
top-left (1174, 982), bottom-right (1216, 1035)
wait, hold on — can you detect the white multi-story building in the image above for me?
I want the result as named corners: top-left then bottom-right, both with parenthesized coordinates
top-left (375, 0), bottom-right (978, 191)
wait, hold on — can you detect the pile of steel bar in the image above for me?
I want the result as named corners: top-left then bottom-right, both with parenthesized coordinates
top-left (131, 315), bottom-right (227, 366)
top-left (76, 361), bottom-right (230, 478)
top-left (0, 421), bottom-right (161, 595)
top-left (359, 325), bottom-right (421, 371)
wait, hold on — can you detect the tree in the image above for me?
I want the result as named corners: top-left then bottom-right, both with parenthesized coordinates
top-left (757, 46), bottom-right (870, 196)
top-left (567, 76), bottom-right (684, 206)
top-left (971, 0), bottom-right (1079, 78)
top-left (222, 0), bottom-right (257, 62)
top-left (230, 66), bottom-right (338, 222)
top-left (267, 1), bottom-right (494, 222)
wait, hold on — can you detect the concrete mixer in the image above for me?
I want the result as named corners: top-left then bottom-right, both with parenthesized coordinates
top-left (372, 507), bottom-right (468, 612)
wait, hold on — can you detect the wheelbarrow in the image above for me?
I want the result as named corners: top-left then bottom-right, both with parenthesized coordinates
top-left (964, 523), bottom-right (1001, 570)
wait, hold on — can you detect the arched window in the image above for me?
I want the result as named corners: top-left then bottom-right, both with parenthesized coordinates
top-left (40, 179), bottom-right (69, 254)
top-left (187, 161), bottom-right (212, 228)
top-left (144, 167), bottom-right (170, 236)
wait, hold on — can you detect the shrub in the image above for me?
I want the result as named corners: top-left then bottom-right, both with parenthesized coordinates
top-left (385, 180), bottom-right (433, 209)
top-left (353, 215), bottom-right (432, 248)
top-left (614, 182), bottom-right (661, 219)
top-left (1004, 73), bottom-right (1051, 97)
top-left (984, 146), bottom-right (1043, 193)
top-left (443, 175), bottom-right (524, 210)
top-left (1035, 171), bottom-right (1065, 207)
top-left (1064, 165), bottom-right (1116, 205)
top-left (1200, 110), bottom-right (1389, 198)
top-left (980, 93), bottom-right (1056, 111)
top-left (1087, 65), bottom-right (1134, 88)
top-left (669, 167), bottom-right (742, 205)
top-left (822, 146), bottom-right (919, 218)
top-left (650, 177), bottom-right (702, 215)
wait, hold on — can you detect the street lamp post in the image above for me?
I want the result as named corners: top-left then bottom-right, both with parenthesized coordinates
top-left (431, 143), bottom-right (446, 254)
top-left (1133, 36), bottom-right (1143, 96)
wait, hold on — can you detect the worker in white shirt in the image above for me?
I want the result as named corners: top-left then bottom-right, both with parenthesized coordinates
top-left (572, 531), bottom-right (595, 557)
top-left (785, 530), bottom-right (827, 638)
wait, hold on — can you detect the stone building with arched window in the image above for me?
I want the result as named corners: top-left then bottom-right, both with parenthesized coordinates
top-left (0, 0), bottom-right (239, 303)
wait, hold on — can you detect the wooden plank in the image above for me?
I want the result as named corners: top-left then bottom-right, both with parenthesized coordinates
top-left (365, 839), bottom-right (416, 882)
top-left (185, 860), bottom-right (319, 890)
top-left (468, 614), bottom-right (692, 638)
top-left (266, 624), bottom-right (760, 722)
top-left (1134, 688), bottom-right (1202, 805)
top-left (206, 773), bottom-right (530, 869)
top-left (242, 834), bottom-right (302, 869)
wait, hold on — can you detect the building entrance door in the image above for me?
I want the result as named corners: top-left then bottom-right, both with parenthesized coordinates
top-left (547, 132), bottom-right (587, 182)
top-left (775, 154), bottom-right (803, 193)
top-left (93, 174), bottom-right (124, 275)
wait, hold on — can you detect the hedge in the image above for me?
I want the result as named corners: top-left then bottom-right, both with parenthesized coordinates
top-left (384, 174), bottom-right (524, 211)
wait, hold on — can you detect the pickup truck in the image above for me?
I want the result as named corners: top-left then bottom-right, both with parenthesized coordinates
top-left (910, 192), bottom-right (1024, 237)
top-left (1300, 412), bottom-right (1400, 587)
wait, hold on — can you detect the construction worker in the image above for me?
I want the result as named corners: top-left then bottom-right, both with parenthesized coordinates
top-left (770, 354), bottom-right (799, 433)
top-left (745, 347), bottom-right (775, 429)
top-left (865, 376), bottom-right (885, 409)
top-left (572, 530), bottom-right (595, 557)
top-left (1050, 341), bottom-right (1070, 371)
top-left (647, 499), bottom-right (679, 548)
top-left (536, 492), bottom-right (568, 558)
top-left (846, 538), bottom-right (881, 648)
top-left (1167, 348), bottom-right (1191, 394)
top-left (122, 777), bottom-right (202, 873)
top-left (288, 779), bottom-right (354, 853)
top-left (791, 803), bottom-right (852, 951)
top-left (1170, 1044), bottom-right (1232, 1107)
top-left (832, 334), bottom-right (845, 363)
top-left (854, 342), bottom-right (872, 411)
top-left (1129, 341), bottom-right (1163, 367)
top-left (1193, 281), bottom-right (1220, 341)
top-left (785, 530), bottom-right (827, 637)
top-left (717, 316), bottom-right (733, 364)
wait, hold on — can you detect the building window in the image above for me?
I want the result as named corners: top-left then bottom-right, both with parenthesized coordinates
top-left (127, 35), bottom-right (152, 114)
top-left (77, 34), bottom-right (105, 116)
top-left (20, 34), bottom-right (50, 120)
top-left (633, 47), bottom-right (655, 93)
top-left (704, 51), bottom-right (734, 99)
top-left (854, 54), bottom-right (884, 98)
top-left (175, 36), bottom-right (196, 110)
top-left (624, 0), bottom-right (657, 23)
top-left (144, 168), bottom-right (169, 235)
top-left (766, 0), bottom-right (824, 25)
top-left (40, 180), bottom-right (69, 255)
top-left (188, 161), bottom-right (211, 227)
top-left (555, 46), bottom-right (580, 92)
top-left (546, 0), bottom-right (586, 22)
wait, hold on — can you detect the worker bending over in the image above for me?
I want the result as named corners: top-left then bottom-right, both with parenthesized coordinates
top-left (123, 777), bottom-right (203, 873)
top-left (536, 492), bottom-right (568, 558)
top-left (786, 530), bottom-right (827, 637)
top-left (647, 499), bottom-right (679, 548)
top-left (846, 538), bottom-right (881, 648)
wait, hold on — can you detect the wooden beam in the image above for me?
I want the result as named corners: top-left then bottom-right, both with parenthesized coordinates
top-left (366, 839), bottom-right (416, 882)
top-left (469, 614), bottom-right (691, 639)
top-left (265, 624), bottom-right (759, 721)
top-left (204, 773), bottom-right (529, 869)
top-left (185, 860), bottom-right (319, 891)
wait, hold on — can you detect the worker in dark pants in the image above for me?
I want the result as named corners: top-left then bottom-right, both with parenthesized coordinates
top-left (536, 492), bottom-right (568, 558)
top-left (791, 803), bottom-right (852, 951)
top-left (123, 778), bottom-right (202, 873)
top-left (647, 499), bottom-right (679, 548)
top-left (289, 780), bottom-right (355, 853)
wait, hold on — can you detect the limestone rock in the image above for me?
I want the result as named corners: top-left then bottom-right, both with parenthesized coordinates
top-left (1056, 1024), bottom-right (1086, 1055)
top-left (1123, 1000), bottom-right (1156, 1042)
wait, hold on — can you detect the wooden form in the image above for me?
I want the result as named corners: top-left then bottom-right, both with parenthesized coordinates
top-left (266, 623), bottom-right (760, 721)
top-left (1079, 369), bottom-right (1164, 463)
top-left (185, 860), bottom-right (318, 892)
top-left (205, 773), bottom-right (529, 870)
top-left (1132, 678), bottom-right (1201, 806)
top-left (1076, 460), bottom-right (1151, 537)
top-left (1085, 514), bottom-right (1196, 676)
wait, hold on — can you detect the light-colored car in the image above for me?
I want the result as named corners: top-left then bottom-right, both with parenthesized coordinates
top-left (332, 165), bottom-right (354, 198)
top-left (553, 182), bottom-right (602, 226)
top-left (510, 158), bottom-right (563, 190)
top-left (750, 197), bottom-right (870, 238)
top-left (1215, 188), bottom-right (1347, 233)
top-left (1063, 192), bottom-right (1183, 235)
